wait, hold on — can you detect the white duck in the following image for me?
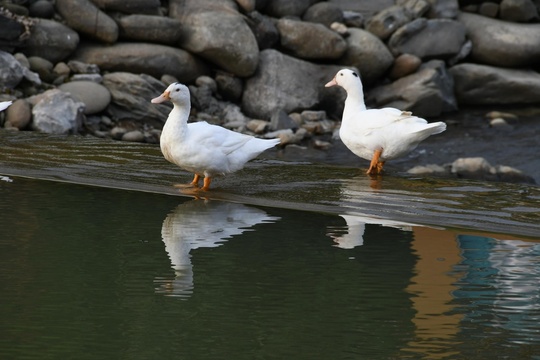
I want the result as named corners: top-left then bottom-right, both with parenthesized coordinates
top-left (152, 83), bottom-right (280, 191)
top-left (0, 101), bottom-right (12, 112)
top-left (326, 69), bottom-right (446, 175)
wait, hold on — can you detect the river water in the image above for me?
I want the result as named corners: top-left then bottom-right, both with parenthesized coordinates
top-left (1, 132), bottom-right (539, 359)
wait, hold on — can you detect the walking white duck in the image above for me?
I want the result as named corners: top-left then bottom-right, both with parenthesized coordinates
top-left (325, 69), bottom-right (446, 175)
top-left (152, 82), bottom-right (280, 191)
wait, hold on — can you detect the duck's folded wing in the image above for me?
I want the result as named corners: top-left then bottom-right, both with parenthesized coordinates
top-left (191, 122), bottom-right (253, 155)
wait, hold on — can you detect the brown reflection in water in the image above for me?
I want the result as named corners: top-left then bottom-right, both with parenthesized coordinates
top-left (402, 227), bottom-right (463, 359)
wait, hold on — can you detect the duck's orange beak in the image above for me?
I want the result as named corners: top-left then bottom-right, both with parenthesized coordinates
top-left (325, 76), bottom-right (338, 87)
top-left (151, 91), bottom-right (170, 104)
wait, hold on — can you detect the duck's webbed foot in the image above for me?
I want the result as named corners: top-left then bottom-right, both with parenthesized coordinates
top-left (366, 149), bottom-right (384, 175)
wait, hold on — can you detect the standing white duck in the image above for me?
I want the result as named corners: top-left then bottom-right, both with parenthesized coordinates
top-left (325, 69), bottom-right (446, 175)
top-left (152, 82), bottom-right (280, 191)
top-left (0, 101), bottom-right (12, 112)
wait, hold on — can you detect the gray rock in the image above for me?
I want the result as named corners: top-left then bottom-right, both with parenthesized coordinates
top-left (72, 43), bottom-right (208, 84)
top-left (329, 0), bottom-right (394, 18)
top-left (449, 63), bottom-right (540, 105)
top-left (58, 81), bottom-right (111, 115)
top-left (426, 0), bottom-right (459, 18)
top-left (270, 109), bottom-right (298, 131)
top-left (367, 60), bottom-right (457, 118)
top-left (23, 19), bottom-right (79, 63)
top-left (366, 5), bottom-right (412, 40)
top-left (235, 0), bottom-right (257, 12)
top-left (242, 49), bottom-right (342, 120)
top-left (29, 0), bottom-right (55, 18)
top-left (32, 89), bottom-right (85, 134)
top-left (102, 72), bottom-right (170, 126)
top-left (276, 18), bottom-right (347, 60)
top-left (67, 60), bottom-right (100, 74)
top-left (0, 11), bottom-right (28, 52)
top-left (451, 157), bottom-right (495, 180)
top-left (0, 51), bottom-right (24, 88)
top-left (396, 0), bottom-right (430, 18)
top-left (122, 130), bottom-right (145, 142)
top-left (5, 99), bottom-right (31, 130)
top-left (479, 2), bottom-right (499, 17)
top-left (264, 0), bottom-right (313, 17)
top-left (55, 0), bottom-right (118, 43)
top-left (27, 56), bottom-right (54, 83)
top-left (170, 0), bottom-right (259, 77)
top-left (388, 18), bottom-right (466, 60)
top-left (407, 164), bottom-right (449, 176)
top-left (303, 2), bottom-right (344, 27)
top-left (117, 15), bottom-right (183, 44)
top-left (91, 0), bottom-right (161, 14)
top-left (339, 28), bottom-right (394, 85)
top-left (342, 10), bottom-right (364, 27)
top-left (499, 0), bottom-right (539, 22)
top-left (458, 12), bottom-right (540, 67)
top-left (216, 72), bottom-right (243, 102)
top-left (301, 110), bottom-right (326, 122)
top-left (245, 11), bottom-right (279, 50)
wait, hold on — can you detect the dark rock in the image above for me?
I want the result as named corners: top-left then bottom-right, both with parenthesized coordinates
top-left (117, 15), bottom-right (183, 44)
top-left (303, 2), bottom-right (344, 27)
top-left (450, 63), bottom-right (540, 105)
top-left (215, 72), bottom-right (243, 102)
top-left (270, 109), bottom-right (298, 131)
top-left (245, 11), bottom-right (279, 50)
top-left (479, 2), bottom-right (499, 17)
top-left (366, 5), bottom-right (412, 40)
top-left (32, 89), bottom-right (85, 134)
top-left (91, 0), bottom-right (161, 14)
top-left (499, 0), bottom-right (539, 22)
top-left (426, 0), bottom-right (459, 18)
top-left (263, 0), bottom-right (313, 17)
top-left (28, 0), bottom-right (56, 18)
top-left (55, 0), bottom-right (118, 43)
top-left (72, 43), bottom-right (208, 84)
top-left (58, 81), bottom-right (111, 115)
top-left (23, 19), bottom-right (79, 63)
top-left (276, 18), bottom-right (347, 60)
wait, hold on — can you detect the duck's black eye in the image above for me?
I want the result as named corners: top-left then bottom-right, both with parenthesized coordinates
top-left (175, 88), bottom-right (180, 92)
top-left (340, 72), bottom-right (343, 76)
top-left (352, 72), bottom-right (358, 77)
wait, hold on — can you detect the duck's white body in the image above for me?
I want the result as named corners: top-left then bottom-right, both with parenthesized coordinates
top-left (0, 101), bottom-right (12, 112)
top-left (326, 69), bottom-right (446, 174)
top-left (152, 83), bottom-right (279, 190)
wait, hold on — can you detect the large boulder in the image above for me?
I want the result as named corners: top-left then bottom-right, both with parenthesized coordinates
top-left (499, 0), bottom-right (539, 22)
top-left (276, 18), bottom-right (347, 60)
top-left (339, 28), bottom-right (394, 85)
top-left (170, 0), bottom-right (259, 77)
top-left (117, 15), bottom-right (182, 44)
top-left (367, 60), bottom-right (457, 118)
top-left (0, 51), bottom-right (25, 88)
top-left (32, 89), bottom-right (85, 134)
top-left (102, 72), bottom-right (170, 126)
top-left (23, 19), bottom-right (79, 63)
top-left (449, 63), bottom-right (540, 105)
top-left (458, 12), bottom-right (540, 67)
top-left (55, 0), bottom-right (118, 43)
top-left (91, 0), bottom-right (161, 14)
top-left (303, 2), bottom-right (344, 27)
top-left (388, 18), bottom-right (467, 60)
top-left (264, 0), bottom-right (314, 17)
top-left (71, 43), bottom-right (208, 84)
top-left (365, 5), bottom-right (412, 40)
top-left (242, 49), bottom-right (342, 119)
top-left (58, 81), bottom-right (111, 115)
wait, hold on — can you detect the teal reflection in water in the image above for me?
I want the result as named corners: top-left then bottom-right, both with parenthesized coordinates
top-left (1, 176), bottom-right (540, 359)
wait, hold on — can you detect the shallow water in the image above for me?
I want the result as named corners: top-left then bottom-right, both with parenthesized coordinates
top-left (1, 177), bottom-right (540, 359)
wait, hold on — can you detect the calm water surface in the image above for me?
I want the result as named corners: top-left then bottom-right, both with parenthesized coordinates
top-left (1, 177), bottom-right (539, 359)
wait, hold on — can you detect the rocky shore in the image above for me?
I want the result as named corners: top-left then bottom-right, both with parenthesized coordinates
top-left (0, 0), bottom-right (539, 184)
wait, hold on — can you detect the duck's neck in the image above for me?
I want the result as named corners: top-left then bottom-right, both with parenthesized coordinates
top-left (344, 83), bottom-right (367, 113)
top-left (163, 103), bottom-right (190, 139)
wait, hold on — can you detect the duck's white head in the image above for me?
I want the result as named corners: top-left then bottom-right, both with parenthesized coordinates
top-left (151, 82), bottom-right (190, 106)
top-left (325, 69), bottom-right (362, 92)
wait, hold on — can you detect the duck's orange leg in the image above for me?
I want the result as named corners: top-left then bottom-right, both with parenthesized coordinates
top-left (190, 174), bottom-right (200, 186)
top-left (200, 177), bottom-right (212, 191)
top-left (367, 149), bottom-right (383, 175)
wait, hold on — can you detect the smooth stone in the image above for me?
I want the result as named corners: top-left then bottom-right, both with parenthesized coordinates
top-left (276, 18), bottom-right (347, 60)
top-left (22, 19), bottom-right (79, 63)
top-left (389, 53), bottom-right (422, 80)
top-left (29, 0), bottom-right (55, 18)
top-left (303, 2), bottom-right (344, 27)
top-left (5, 99), bottom-right (32, 130)
top-left (117, 15), bottom-right (182, 44)
top-left (458, 12), bottom-right (540, 67)
top-left (55, 0), bottom-right (118, 43)
top-left (122, 130), bottom-right (145, 142)
top-left (450, 63), bottom-right (540, 105)
top-left (479, 2), bottom-right (499, 17)
top-left (72, 43), bottom-right (208, 84)
top-left (339, 28), bottom-right (394, 85)
top-left (499, 0), bottom-right (539, 22)
top-left (366, 5), bottom-right (412, 40)
top-left (264, 0), bottom-right (312, 17)
top-left (58, 81), bottom-right (111, 115)
top-left (91, 0), bottom-right (161, 14)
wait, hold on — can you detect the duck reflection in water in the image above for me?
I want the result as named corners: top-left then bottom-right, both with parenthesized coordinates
top-left (327, 214), bottom-right (415, 249)
top-left (155, 199), bottom-right (279, 298)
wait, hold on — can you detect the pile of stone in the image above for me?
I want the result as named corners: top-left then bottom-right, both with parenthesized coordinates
top-left (0, 0), bottom-right (539, 172)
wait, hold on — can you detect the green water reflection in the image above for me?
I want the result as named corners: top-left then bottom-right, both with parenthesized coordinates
top-left (1, 177), bottom-right (539, 359)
